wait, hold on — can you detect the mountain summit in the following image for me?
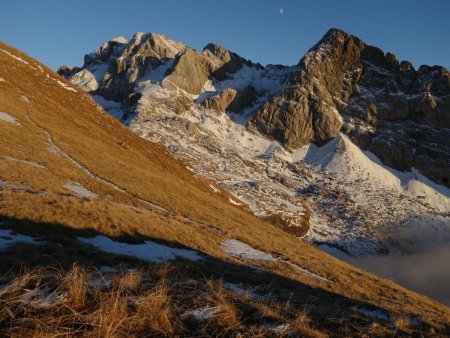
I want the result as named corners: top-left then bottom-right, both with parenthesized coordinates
top-left (252, 28), bottom-right (450, 186)
top-left (59, 29), bottom-right (450, 187)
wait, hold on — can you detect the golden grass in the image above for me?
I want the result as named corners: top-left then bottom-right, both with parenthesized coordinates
top-left (0, 41), bottom-right (449, 336)
top-left (0, 266), bottom-right (325, 337)
top-left (206, 280), bottom-right (241, 327)
top-left (62, 265), bottom-right (89, 311)
top-left (134, 281), bottom-right (177, 335)
top-left (0, 265), bottom-right (449, 337)
top-left (291, 311), bottom-right (329, 338)
top-left (391, 312), bottom-right (411, 334)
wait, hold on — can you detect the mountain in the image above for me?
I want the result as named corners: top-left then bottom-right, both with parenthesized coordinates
top-left (252, 28), bottom-right (450, 187)
top-left (58, 29), bottom-right (450, 259)
top-left (0, 40), bottom-right (450, 337)
top-left (1, 41), bottom-right (450, 335)
top-left (59, 29), bottom-right (450, 189)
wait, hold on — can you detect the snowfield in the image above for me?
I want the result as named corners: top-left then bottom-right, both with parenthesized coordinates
top-left (0, 112), bottom-right (20, 125)
top-left (0, 229), bottom-right (40, 250)
top-left (65, 35), bottom-right (450, 258)
top-left (223, 240), bottom-right (329, 282)
top-left (78, 235), bottom-right (202, 262)
top-left (62, 181), bottom-right (97, 199)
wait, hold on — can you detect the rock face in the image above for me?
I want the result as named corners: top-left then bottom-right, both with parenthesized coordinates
top-left (201, 88), bottom-right (237, 112)
top-left (162, 48), bottom-right (213, 95)
top-left (59, 29), bottom-right (450, 187)
top-left (201, 86), bottom-right (257, 113)
top-left (58, 32), bottom-right (270, 105)
top-left (251, 29), bottom-right (450, 186)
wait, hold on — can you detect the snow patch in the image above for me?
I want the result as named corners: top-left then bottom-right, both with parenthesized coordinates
top-left (223, 239), bottom-right (276, 261)
top-left (222, 282), bottom-right (266, 300)
top-left (62, 181), bottom-right (97, 199)
top-left (140, 59), bottom-right (175, 85)
top-left (223, 240), bottom-right (329, 282)
top-left (3, 156), bottom-right (45, 168)
top-left (185, 306), bottom-right (220, 320)
top-left (92, 95), bottom-right (127, 122)
top-left (0, 112), bottom-right (20, 125)
top-left (0, 77), bottom-right (5, 82)
top-left (228, 198), bottom-right (242, 206)
top-left (111, 36), bottom-right (129, 44)
top-left (20, 95), bottom-right (30, 104)
top-left (0, 48), bottom-right (29, 64)
top-left (56, 79), bottom-right (77, 92)
top-left (351, 306), bottom-right (389, 321)
top-left (209, 184), bottom-right (220, 193)
top-left (0, 229), bottom-right (40, 250)
top-left (78, 235), bottom-right (202, 262)
top-left (265, 323), bottom-right (296, 335)
top-left (70, 69), bottom-right (98, 91)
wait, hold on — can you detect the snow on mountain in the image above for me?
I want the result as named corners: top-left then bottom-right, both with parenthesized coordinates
top-left (59, 31), bottom-right (450, 257)
top-left (129, 93), bottom-right (449, 255)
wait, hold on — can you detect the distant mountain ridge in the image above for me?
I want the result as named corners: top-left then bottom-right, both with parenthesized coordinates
top-left (57, 28), bottom-right (450, 264)
top-left (59, 28), bottom-right (450, 188)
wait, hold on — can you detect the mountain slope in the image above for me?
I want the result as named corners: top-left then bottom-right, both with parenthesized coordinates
top-left (58, 30), bottom-right (450, 260)
top-left (2, 42), bottom-right (450, 335)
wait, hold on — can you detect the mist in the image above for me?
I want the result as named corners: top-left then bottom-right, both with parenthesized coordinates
top-left (348, 243), bottom-right (450, 306)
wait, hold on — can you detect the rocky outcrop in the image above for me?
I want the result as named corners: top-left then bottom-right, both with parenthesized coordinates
top-left (201, 88), bottom-right (237, 112)
top-left (201, 86), bottom-right (258, 113)
top-left (59, 29), bottom-right (450, 187)
top-left (251, 28), bottom-right (450, 186)
top-left (58, 32), bottom-right (188, 102)
top-left (162, 48), bottom-right (214, 95)
top-left (203, 43), bottom-right (252, 80)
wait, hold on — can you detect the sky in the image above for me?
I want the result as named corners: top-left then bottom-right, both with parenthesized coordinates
top-left (0, 0), bottom-right (449, 71)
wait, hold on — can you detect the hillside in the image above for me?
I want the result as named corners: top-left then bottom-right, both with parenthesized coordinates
top-left (58, 29), bottom-right (450, 262)
top-left (1, 42), bottom-right (450, 336)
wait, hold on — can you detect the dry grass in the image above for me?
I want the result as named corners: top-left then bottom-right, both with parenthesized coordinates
top-left (0, 41), bottom-right (449, 336)
top-left (62, 265), bottom-right (89, 311)
top-left (291, 311), bottom-right (329, 338)
top-left (0, 265), bottom-right (449, 337)
top-left (206, 280), bottom-right (241, 327)
top-left (391, 312), bottom-right (411, 333)
top-left (0, 266), bottom-right (329, 337)
top-left (134, 281), bottom-right (177, 335)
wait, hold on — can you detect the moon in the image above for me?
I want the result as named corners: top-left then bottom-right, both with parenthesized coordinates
top-left (280, 8), bottom-right (284, 14)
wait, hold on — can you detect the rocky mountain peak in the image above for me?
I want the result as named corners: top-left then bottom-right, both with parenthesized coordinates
top-left (59, 29), bottom-right (450, 187)
top-left (250, 28), bottom-right (450, 186)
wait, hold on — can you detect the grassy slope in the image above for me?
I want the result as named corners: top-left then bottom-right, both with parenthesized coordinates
top-left (0, 42), bottom-right (449, 335)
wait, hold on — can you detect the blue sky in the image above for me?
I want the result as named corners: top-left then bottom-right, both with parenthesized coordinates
top-left (1, 0), bottom-right (449, 70)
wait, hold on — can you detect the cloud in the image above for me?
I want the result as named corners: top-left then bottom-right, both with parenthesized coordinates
top-left (348, 243), bottom-right (450, 306)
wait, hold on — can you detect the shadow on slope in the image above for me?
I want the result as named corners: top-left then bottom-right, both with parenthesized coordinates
top-left (1, 215), bottom-right (444, 336)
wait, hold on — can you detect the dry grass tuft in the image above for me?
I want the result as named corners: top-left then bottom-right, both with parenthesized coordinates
top-left (391, 312), bottom-right (410, 332)
top-left (90, 289), bottom-right (129, 337)
top-left (114, 270), bottom-right (142, 293)
top-left (291, 310), bottom-right (328, 338)
top-left (134, 280), bottom-right (177, 335)
top-left (61, 265), bottom-right (89, 311)
top-left (206, 280), bottom-right (241, 328)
